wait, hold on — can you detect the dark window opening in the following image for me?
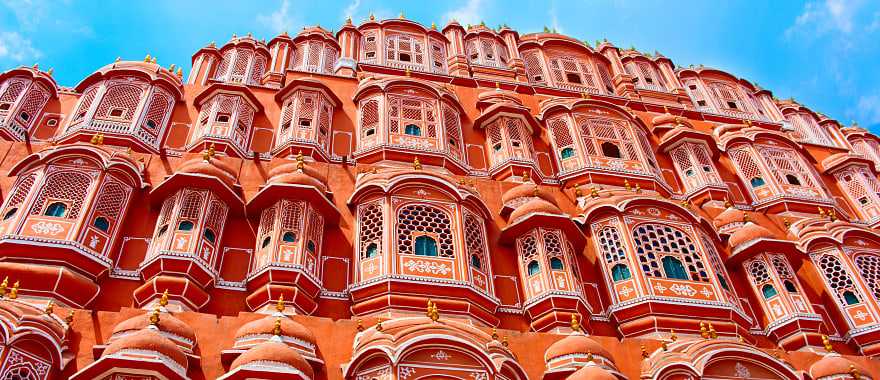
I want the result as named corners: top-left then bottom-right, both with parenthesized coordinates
top-left (718, 275), bottom-right (730, 291)
top-left (471, 254), bottom-right (481, 269)
top-left (785, 174), bottom-right (801, 186)
top-left (561, 147), bottom-right (575, 159)
top-left (493, 143), bottom-right (502, 152)
top-left (762, 284), bottom-right (778, 299)
top-left (109, 108), bottom-right (125, 118)
top-left (3, 208), bottom-right (17, 221)
top-left (414, 235), bottom-right (438, 256)
top-left (177, 220), bottom-right (194, 231)
top-left (860, 197), bottom-right (870, 205)
top-left (565, 72), bottom-right (582, 84)
top-left (527, 260), bottom-right (540, 276)
top-left (726, 101), bottom-right (738, 109)
top-left (404, 124), bottom-right (421, 136)
top-left (145, 119), bottom-right (157, 129)
top-left (399, 53), bottom-right (412, 62)
top-left (19, 111), bottom-right (29, 121)
top-left (549, 257), bottom-right (564, 270)
top-left (0, 103), bottom-right (9, 111)
top-left (216, 114), bottom-right (230, 123)
top-left (601, 142), bottom-right (622, 159)
top-left (281, 121), bottom-right (291, 131)
top-left (685, 169), bottom-right (695, 177)
top-left (750, 177), bottom-right (766, 187)
top-left (204, 228), bottom-right (216, 243)
top-left (533, 75), bottom-right (543, 82)
top-left (365, 52), bottom-right (376, 59)
top-left (157, 225), bottom-right (168, 238)
top-left (365, 243), bottom-right (378, 258)
top-left (44, 202), bottom-right (67, 217)
top-left (511, 141), bottom-right (521, 148)
top-left (843, 290), bottom-right (859, 305)
top-left (697, 100), bottom-right (707, 107)
top-left (261, 236), bottom-right (271, 248)
top-left (784, 280), bottom-right (797, 293)
top-left (661, 256), bottom-right (688, 280)
top-left (306, 240), bottom-right (316, 252)
top-left (299, 118), bottom-right (311, 127)
top-left (688, 85), bottom-right (697, 90)
top-left (283, 231), bottom-right (297, 242)
top-left (93, 216), bottom-right (110, 232)
top-left (611, 264), bottom-right (631, 281)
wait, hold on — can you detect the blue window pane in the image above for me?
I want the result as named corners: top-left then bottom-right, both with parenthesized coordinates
top-left (750, 177), bottom-right (765, 187)
top-left (404, 124), bottom-right (422, 136)
top-left (843, 291), bottom-right (859, 305)
top-left (177, 221), bottom-right (194, 231)
top-left (549, 257), bottom-right (564, 270)
top-left (561, 147), bottom-right (575, 159)
top-left (661, 256), bottom-right (688, 280)
top-left (762, 284), bottom-right (778, 299)
top-left (44, 202), bottom-right (67, 217)
top-left (527, 260), bottom-right (540, 276)
top-left (611, 264), bottom-right (631, 281)
top-left (93, 217), bottom-right (110, 232)
top-left (365, 243), bottom-right (378, 258)
top-left (204, 229), bottom-right (216, 243)
top-left (414, 235), bottom-right (438, 256)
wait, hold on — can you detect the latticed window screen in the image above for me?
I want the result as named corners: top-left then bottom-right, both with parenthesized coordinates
top-left (708, 81), bottom-right (745, 111)
top-left (729, 145), bottom-right (771, 189)
top-left (487, 117), bottom-right (536, 166)
top-left (463, 211), bottom-right (488, 270)
top-left (851, 138), bottom-right (880, 169)
top-left (359, 98), bottom-right (380, 143)
top-left (836, 166), bottom-right (880, 216)
top-left (92, 178), bottom-right (130, 223)
top-left (279, 200), bottom-right (304, 237)
top-left (465, 37), bottom-right (507, 68)
top-left (757, 145), bottom-right (820, 189)
top-left (358, 201), bottom-right (384, 259)
top-left (682, 79), bottom-right (713, 112)
top-left (786, 112), bottom-right (834, 146)
top-left (701, 234), bottom-right (736, 298)
top-left (670, 142), bottom-right (722, 191)
top-left (575, 115), bottom-right (641, 162)
top-left (442, 104), bottom-right (463, 160)
top-left (362, 31), bottom-right (378, 63)
top-left (70, 86), bottom-right (99, 124)
top-left (631, 223), bottom-right (708, 282)
top-left (396, 204), bottom-right (454, 258)
top-left (429, 40), bottom-right (446, 74)
top-left (748, 259), bottom-right (772, 285)
top-left (15, 83), bottom-right (50, 127)
top-left (854, 253), bottom-right (880, 303)
top-left (769, 254), bottom-right (794, 279)
top-left (257, 204), bottom-right (277, 246)
top-left (4, 172), bottom-right (37, 210)
top-left (516, 231), bottom-right (539, 265)
top-left (543, 229), bottom-right (567, 267)
top-left (0, 78), bottom-right (27, 107)
top-left (596, 61), bottom-right (615, 95)
top-left (597, 226), bottom-right (627, 264)
top-left (521, 50), bottom-right (547, 85)
top-left (29, 171), bottom-right (93, 219)
top-left (387, 95), bottom-right (437, 138)
top-left (817, 253), bottom-right (861, 305)
top-left (305, 207), bottom-right (324, 259)
top-left (385, 34), bottom-right (424, 66)
top-left (548, 54), bottom-right (597, 89)
top-left (95, 83), bottom-right (145, 121)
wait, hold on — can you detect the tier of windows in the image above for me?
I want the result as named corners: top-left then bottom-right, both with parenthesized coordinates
top-left (784, 111), bottom-right (839, 147)
top-left (522, 49), bottom-right (614, 95)
top-left (485, 116), bottom-right (536, 170)
top-left (728, 142), bottom-right (828, 204)
top-left (190, 93), bottom-right (256, 156)
top-left (361, 29), bottom-right (447, 74)
top-left (276, 89), bottom-right (333, 155)
top-left (252, 199), bottom-right (324, 277)
top-left (624, 60), bottom-right (667, 92)
top-left (744, 253), bottom-right (817, 326)
top-left (681, 77), bottom-right (772, 121)
top-left (148, 188), bottom-right (229, 267)
top-left (835, 166), bottom-right (880, 223)
top-left (813, 247), bottom-right (880, 332)
top-left (290, 40), bottom-right (338, 74)
top-left (214, 46), bottom-right (269, 85)
top-left (0, 76), bottom-right (52, 140)
top-left (669, 141), bottom-right (724, 193)
top-left (516, 227), bottom-right (580, 301)
top-left (465, 36), bottom-right (510, 69)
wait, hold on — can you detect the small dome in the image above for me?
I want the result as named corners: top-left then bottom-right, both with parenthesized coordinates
top-left (104, 328), bottom-right (188, 367)
top-left (235, 316), bottom-right (316, 346)
top-left (178, 156), bottom-right (238, 187)
top-left (501, 182), bottom-right (557, 206)
top-left (809, 354), bottom-right (868, 380)
top-left (112, 312), bottom-right (196, 344)
top-left (728, 222), bottom-right (773, 248)
top-left (567, 363), bottom-right (616, 380)
top-left (509, 198), bottom-right (562, 223)
top-left (713, 206), bottom-right (745, 228)
top-left (544, 333), bottom-right (611, 363)
top-left (231, 341), bottom-right (314, 378)
top-left (267, 162), bottom-right (328, 193)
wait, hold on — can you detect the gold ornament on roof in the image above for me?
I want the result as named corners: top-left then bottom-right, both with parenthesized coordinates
top-left (570, 314), bottom-right (581, 332)
top-left (9, 281), bottom-right (19, 299)
top-left (151, 57), bottom-right (157, 64)
top-left (707, 322), bottom-right (718, 339)
top-left (670, 329), bottom-right (677, 341)
top-left (413, 157), bottom-right (422, 170)
top-left (65, 310), bottom-right (74, 325)
top-left (296, 150), bottom-right (305, 171)
top-left (850, 364), bottom-right (861, 380)
top-left (203, 143), bottom-right (216, 161)
top-left (572, 183), bottom-right (583, 197)
top-left (159, 289), bottom-right (169, 307)
top-left (115, 57), bottom-right (121, 63)
top-left (405, 68), bottom-right (411, 77)
top-left (44, 300), bottom-right (54, 315)
top-left (276, 294), bottom-right (285, 312)
top-left (47, 68), bottom-right (53, 76)
top-left (699, 321), bottom-right (709, 339)
top-left (149, 307), bottom-right (160, 326)
top-left (431, 22), bottom-right (437, 30)
top-left (590, 187), bottom-right (600, 198)
top-left (169, 63), bottom-right (176, 71)
top-left (821, 334), bottom-right (833, 352)
top-left (273, 317), bottom-right (282, 336)
top-left (491, 328), bottom-right (498, 340)
top-left (176, 68), bottom-right (183, 77)
top-left (399, 11), bottom-right (405, 19)
top-left (783, 218), bottom-right (791, 228)
top-left (369, 13), bottom-right (375, 21)
top-left (521, 170), bottom-right (530, 182)
top-left (502, 336), bottom-right (508, 347)
top-left (640, 344), bottom-right (649, 358)
top-left (586, 351), bottom-right (594, 362)
top-left (624, 179), bottom-right (631, 191)
top-left (375, 320), bottom-right (383, 331)
top-left (0, 276), bottom-right (7, 298)
top-left (356, 318), bottom-right (364, 332)
top-left (661, 341), bottom-right (668, 351)
top-left (144, 54), bottom-right (151, 62)
top-left (426, 299), bottom-right (439, 322)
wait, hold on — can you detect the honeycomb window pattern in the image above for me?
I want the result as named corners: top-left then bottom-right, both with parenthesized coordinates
top-left (817, 253), bottom-right (860, 305)
top-left (747, 259), bottom-right (772, 285)
top-left (358, 202), bottom-right (384, 259)
top-left (598, 226), bottom-right (626, 264)
top-left (516, 232), bottom-right (538, 264)
top-left (631, 223), bottom-right (708, 282)
top-left (396, 204), bottom-right (454, 258)
top-left (854, 253), bottom-right (880, 303)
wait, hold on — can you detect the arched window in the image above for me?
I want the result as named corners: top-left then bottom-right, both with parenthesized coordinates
top-left (611, 263), bottom-right (631, 281)
top-left (178, 220), bottom-right (194, 231)
top-left (306, 240), bottom-right (316, 252)
top-left (785, 174), bottom-right (801, 186)
top-left (718, 275), bottom-right (730, 291)
top-left (157, 225), bottom-right (168, 238)
top-left (365, 243), bottom-right (378, 258)
top-left (560, 147), bottom-right (575, 159)
top-left (783, 280), bottom-right (797, 292)
top-left (750, 177), bottom-right (766, 187)
top-left (527, 260), bottom-right (541, 276)
top-left (843, 290), bottom-right (859, 305)
top-left (93, 216), bottom-right (110, 232)
top-left (855, 254), bottom-right (880, 301)
top-left (762, 284), bottom-right (778, 299)
top-left (283, 231), bottom-right (297, 242)
top-left (204, 228), bottom-right (216, 243)
top-left (404, 124), bottom-right (422, 136)
top-left (261, 236), bottom-right (271, 248)
top-left (471, 254), bottom-right (482, 269)
top-left (3, 208), bottom-right (17, 220)
top-left (414, 235), bottom-right (438, 256)
top-left (549, 257), bottom-right (564, 270)
top-left (601, 141), bottom-right (622, 159)
top-left (661, 256), bottom-right (688, 280)
top-left (44, 202), bottom-right (67, 217)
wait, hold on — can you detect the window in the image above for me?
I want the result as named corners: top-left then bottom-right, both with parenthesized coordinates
top-left (785, 174), bottom-right (801, 186)
top-left (365, 128), bottom-right (375, 136)
top-left (404, 124), bottom-right (422, 136)
top-left (718, 275), bottom-right (730, 291)
top-left (146, 119), bottom-right (157, 129)
top-left (109, 108), bottom-right (125, 118)
top-left (216, 114), bottom-right (230, 123)
top-left (560, 147), bottom-right (575, 159)
top-left (0, 103), bottom-right (9, 110)
top-left (549, 257), bottom-right (564, 270)
top-left (784, 280), bottom-right (797, 293)
top-left (750, 177), bottom-right (766, 187)
top-left (44, 202), bottom-right (67, 217)
top-left (262, 236), bottom-right (271, 248)
top-left (157, 225), bottom-right (168, 238)
top-left (298, 118), bottom-right (311, 127)
top-left (283, 231), bottom-right (297, 242)
top-left (601, 142), bottom-right (622, 159)
top-left (204, 228), bottom-right (216, 243)
top-left (306, 240), bottom-right (316, 252)
top-left (611, 263), bottom-right (631, 281)
top-left (565, 72), bottom-right (582, 84)
top-left (414, 235), bottom-right (438, 256)
top-left (471, 254), bottom-right (482, 269)
top-left (47, 119), bottom-right (57, 126)
top-left (3, 208), bottom-right (17, 221)
top-left (762, 284), bottom-right (778, 299)
top-left (843, 290), bottom-right (859, 305)
top-left (178, 220), bottom-right (194, 231)
top-left (662, 256), bottom-right (689, 280)
top-left (527, 260), bottom-right (540, 276)
top-left (93, 217), bottom-right (110, 232)
top-left (365, 243), bottom-right (378, 258)
top-left (19, 111), bottom-right (29, 121)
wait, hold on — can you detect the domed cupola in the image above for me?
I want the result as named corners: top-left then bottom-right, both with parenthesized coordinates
top-left (108, 300), bottom-right (198, 355)
top-left (222, 341), bottom-right (314, 380)
top-left (244, 155), bottom-right (339, 314)
top-left (543, 320), bottom-right (621, 380)
top-left (566, 363), bottom-right (618, 380)
top-left (712, 200), bottom-right (746, 236)
top-left (809, 353), bottom-right (871, 380)
top-left (290, 26), bottom-right (340, 74)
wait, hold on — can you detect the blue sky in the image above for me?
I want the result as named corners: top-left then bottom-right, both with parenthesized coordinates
top-left (2, 0), bottom-right (879, 131)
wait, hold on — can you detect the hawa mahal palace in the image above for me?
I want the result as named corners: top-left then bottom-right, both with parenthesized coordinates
top-left (0, 13), bottom-right (877, 380)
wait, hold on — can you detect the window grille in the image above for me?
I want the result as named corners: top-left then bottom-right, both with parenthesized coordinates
top-left (632, 223), bottom-right (708, 282)
top-left (29, 171), bottom-right (93, 219)
top-left (95, 83), bottom-right (144, 121)
top-left (92, 178), bottom-right (129, 222)
top-left (854, 253), bottom-right (880, 303)
top-left (396, 204), bottom-right (454, 258)
top-left (748, 259), bottom-right (772, 284)
top-left (358, 201), bottom-right (384, 259)
top-left (463, 211), bottom-right (488, 271)
top-left (521, 50), bottom-right (547, 85)
top-left (670, 142), bottom-right (722, 191)
top-left (817, 253), bottom-right (861, 306)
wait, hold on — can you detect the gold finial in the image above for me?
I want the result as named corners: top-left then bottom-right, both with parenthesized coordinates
top-left (203, 143), bottom-right (216, 161)
top-left (624, 179), bottom-right (631, 191)
top-left (296, 150), bottom-right (305, 171)
top-left (522, 170), bottom-right (531, 182)
top-left (850, 364), bottom-right (861, 380)
top-left (149, 307), bottom-right (160, 326)
top-left (580, 92), bottom-right (589, 99)
top-left (783, 218), bottom-right (791, 228)
top-left (680, 199), bottom-right (691, 210)
top-left (586, 351), bottom-right (594, 362)
top-left (828, 208), bottom-right (837, 222)
top-left (346, 16), bottom-right (353, 25)
top-left (708, 322), bottom-right (718, 339)
top-left (818, 206), bottom-right (826, 216)
top-left (661, 341), bottom-right (668, 351)
top-left (276, 294), bottom-right (285, 313)
top-left (176, 68), bottom-right (183, 77)
top-left (47, 68), bottom-right (53, 76)
top-left (159, 289), bottom-right (169, 307)
top-left (426, 299), bottom-right (439, 322)
top-left (502, 336), bottom-right (509, 347)
top-left (634, 184), bottom-right (641, 193)
top-left (491, 327), bottom-right (499, 340)
top-left (663, 105), bottom-right (670, 115)
top-left (738, 335), bottom-right (745, 344)
top-left (640, 344), bottom-right (649, 358)
top-left (495, 82), bottom-right (500, 89)
top-left (9, 281), bottom-right (19, 299)
top-left (144, 54), bottom-right (151, 63)
top-left (356, 318), bottom-right (364, 332)
top-left (570, 314), bottom-right (581, 332)
top-left (413, 157), bottom-right (422, 170)
top-left (573, 183), bottom-right (583, 197)
top-left (97, 133), bottom-right (104, 145)
top-left (247, 32), bottom-right (253, 37)
top-left (273, 317), bottom-right (282, 336)
top-left (590, 187), bottom-right (600, 198)
top-left (431, 22), bottom-right (437, 30)
top-left (822, 334), bottom-right (833, 352)
top-left (532, 185), bottom-right (540, 198)
top-left (232, 33), bottom-right (237, 38)
top-left (742, 213), bottom-right (750, 223)
top-left (670, 329), bottom-right (677, 341)
top-left (44, 300), bottom-right (54, 315)
top-left (0, 277), bottom-right (7, 298)
top-left (376, 320), bottom-right (383, 331)
top-left (405, 68), bottom-right (411, 77)
top-left (369, 13), bottom-right (375, 21)
top-left (169, 63), bottom-right (176, 71)
top-left (723, 198), bottom-right (732, 208)
top-left (399, 11), bottom-right (405, 19)
top-left (151, 57), bottom-right (157, 64)
top-left (115, 57), bottom-right (121, 63)
top-left (65, 310), bottom-right (74, 325)
top-left (90, 133), bottom-right (100, 144)
top-left (700, 322), bottom-right (709, 339)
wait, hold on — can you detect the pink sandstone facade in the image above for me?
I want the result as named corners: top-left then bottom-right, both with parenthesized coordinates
top-left (0, 15), bottom-right (877, 380)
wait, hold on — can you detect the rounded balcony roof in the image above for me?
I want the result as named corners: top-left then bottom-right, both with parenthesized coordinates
top-left (234, 316), bottom-right (316, 347)
top-left (230, 341), bottom-right (314, 378)
top-left (103, 328), bottom-right (188, 367)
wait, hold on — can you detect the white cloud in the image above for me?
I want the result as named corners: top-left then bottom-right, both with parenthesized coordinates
top-left (1, 0), bottom-right (49, 30)
top-left (443, 0), bottom-right (483, 26)
top-left (548, 3), bottom-right (564, 34)
top-left (0, 31), bottom-right (42, 63)
top-left (257, 0), bottom-right (298, 34)
top-left (857, 94), bottom-right (880, 125)
top-left (785, 0), bottom-right (863, 39)
top-left (343, 0), bottom-right (361, 21)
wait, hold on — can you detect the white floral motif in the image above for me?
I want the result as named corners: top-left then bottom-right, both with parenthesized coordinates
top-left (404, 259), bottom-right (451, 275)
top-left (669, 283), bottom-right (697, 297)
top-left (398, 366), bottom-right (416, 379)
top-left (699, 286), bottom-right (714, 298)
top-left (854, 310), bottom-right (869, 321)
top-left (470, 372), bottom-right (488, 380)
top-left (30, 221), bottom-right (64, 236)
top-left (647, 207), bottom-right (661, 216)
top-left (734, 362), bottom-right (751, 378)
top-left (89, 235), bottom-right (99, 249)
top-left (618, 285), bottom-right (633, 297)
top-left (432, 350), bottom-right (451, 360)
